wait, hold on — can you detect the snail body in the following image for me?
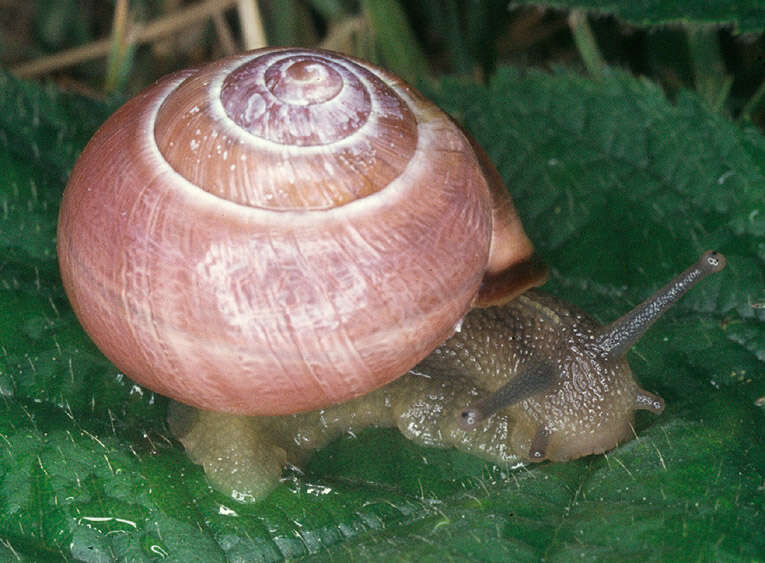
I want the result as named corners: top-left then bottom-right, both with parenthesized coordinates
top-left (169, 253), bottom-right (724, 501)
top-left (57, 48), bottom-right (726, 502)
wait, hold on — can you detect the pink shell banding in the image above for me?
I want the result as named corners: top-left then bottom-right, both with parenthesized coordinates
top-left (57, 48), bottom-right (535, 415)
top-left (154, 49), bottom-right (417, 209)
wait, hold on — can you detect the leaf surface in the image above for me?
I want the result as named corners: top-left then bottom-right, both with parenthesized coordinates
top-left (0, 67), bottom-right (763, 560)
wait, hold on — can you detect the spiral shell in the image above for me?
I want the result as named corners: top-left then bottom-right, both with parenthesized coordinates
top-left (57, 48), bottom-right (537, 415)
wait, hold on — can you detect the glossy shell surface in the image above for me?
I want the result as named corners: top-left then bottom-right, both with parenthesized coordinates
top-left (57, 48), bottom-right (533, 414)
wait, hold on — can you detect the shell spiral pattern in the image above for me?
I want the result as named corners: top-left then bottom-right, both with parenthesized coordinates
top-left (57, 48), bottom-right (533, 415)
top-left (154, 49), bottom-right (420, 209)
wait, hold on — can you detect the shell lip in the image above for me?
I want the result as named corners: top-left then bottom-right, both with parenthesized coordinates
top-left (474, 253), bottom-right (548, 307)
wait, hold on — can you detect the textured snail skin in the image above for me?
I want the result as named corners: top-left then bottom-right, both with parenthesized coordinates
top-left (167, 293), bottom-right (650, 501)
top-left (169, 252), bottom-right (725, 502)
top-left (57, 48), bottom-right (541, 415)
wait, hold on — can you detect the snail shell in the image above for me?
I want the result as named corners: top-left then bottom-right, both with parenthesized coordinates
top-left (57, 48), bottom-right (542, 415)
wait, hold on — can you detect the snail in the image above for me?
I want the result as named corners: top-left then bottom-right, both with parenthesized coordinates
top-left (57, 47), bottom-right (726, 502)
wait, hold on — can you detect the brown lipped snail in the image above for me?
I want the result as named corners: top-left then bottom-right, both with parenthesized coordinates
top-left (57, 47), bottom-right (725, 501)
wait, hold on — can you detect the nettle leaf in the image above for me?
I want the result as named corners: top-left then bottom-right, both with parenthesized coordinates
top-left (1, 65), bottom-right (764, 560)
top-left (511, 0), bottom-right (765, 33)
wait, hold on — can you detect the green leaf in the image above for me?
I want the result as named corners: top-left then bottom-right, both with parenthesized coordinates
top-left (1, 65), bottom-right (764, 560)
top-left (511, 0), bottom-right (765, 34)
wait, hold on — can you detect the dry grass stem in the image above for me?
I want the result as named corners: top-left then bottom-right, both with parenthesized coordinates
top-left (12, 0), bottom-right (239, 78)
top-left (237, 0), bottom-right (267, 50)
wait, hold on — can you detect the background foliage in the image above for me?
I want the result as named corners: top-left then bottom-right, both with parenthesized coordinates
top-left (1, 0), bottom-right (764, 560)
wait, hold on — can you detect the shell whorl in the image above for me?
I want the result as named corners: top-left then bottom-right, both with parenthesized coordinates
top-left (57, 47), bottom-right (535, 415)
top-left (154, 49), bottom-right (419, 209)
